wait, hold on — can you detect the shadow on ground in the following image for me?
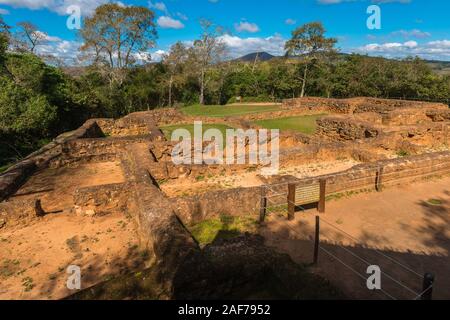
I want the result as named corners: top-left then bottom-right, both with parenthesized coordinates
top-left (261, 192), bottom-right (450, 300)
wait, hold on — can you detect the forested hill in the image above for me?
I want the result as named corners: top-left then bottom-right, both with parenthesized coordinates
top-left (426, 60), bottom-right (450, 75)
top-left (236, 51), bottom-right (450, 75)
top-left (237, 52), bottom-right (276, 62)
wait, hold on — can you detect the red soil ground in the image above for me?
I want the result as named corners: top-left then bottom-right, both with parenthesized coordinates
top-left (0, 162), bottom-right (147, 300)
top-left (262, 177), bottom-right (450, 300)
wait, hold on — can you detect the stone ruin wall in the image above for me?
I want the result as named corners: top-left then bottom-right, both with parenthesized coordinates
top-left (316, 116), bottom-right (382, 141)
top-left (283, 97), bottom-right (448, 114)
top-left (426, 109), bottom-right (450, 122)
top-left (0, 119), bottom-right (153, 228)
top-left (2, 99), bottom-right (450, 297)
top-left (2, 98), bottom-right (449, 209)
top-left (49, 135), bottom-right (156, 169)
top-left (73, 183), bottom-right (131, 218)
top-left (171, 151), bottom-right (450, 224)
top-left (0, 119), bottom-right (103, 202)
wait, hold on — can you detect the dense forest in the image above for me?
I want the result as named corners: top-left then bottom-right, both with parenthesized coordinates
top-left (1, 4), bottom-right (449, 169)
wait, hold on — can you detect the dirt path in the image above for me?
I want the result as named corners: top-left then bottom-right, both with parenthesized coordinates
top-left (261, 177), bottom-right (450, 300)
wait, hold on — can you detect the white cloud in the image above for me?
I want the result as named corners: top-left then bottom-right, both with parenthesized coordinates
top-left (428, 40), bottom-right (450, 49)
top-left (36, 38), bottom-right (162, 65)
top-left (150, 49), bottom-right (166, 62)
top-left (157, 16), bottom-right (184, 29)
top-left (34, 30), bottom-right (61, 42)
top-left (149, 1), bottom-right (188, 28)
top-left (36, 39), bottom-right (81, 64)
top-left (390, 29), bottom-right (431, 39)
top-left (0, 0), bottom-right (116, 16)
top-left (234, 21), bottom-right (260, 33)
top-left (358, 39), bottom-right (450, 60)
top-left (285, 18), bottom-right (296, 25)
top-left (0, 7), bottom-right (10, 14)
top-left (219, 33), bottom-right (286, 57)
top-left (176, 12), bottom-right (188, 21)
top-left (175, 34), bottom-right (286, 59)
top-left (148, 1), bottom-right (168, 14)
top-left (0, 0), bottom-right (54, 10)
top-left (403, 40), bottom-right (418, 48)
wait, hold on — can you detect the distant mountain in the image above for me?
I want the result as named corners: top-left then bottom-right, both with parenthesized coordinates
top-left (426, 60), bottom-right (450, 75)
top-left (237, 52), bottom-right (276, 62)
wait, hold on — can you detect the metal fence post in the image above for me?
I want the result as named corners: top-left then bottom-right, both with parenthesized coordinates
top-left (313, 216), bottom-right (320, 265)
top-left (288, 184), bottom-right (296, 221)
top-left (35, 199), bottom-right (45, 217)
top-left (376, 166), bottom-right (384, 192)
top-left (421, 273), bottom-right (435, 300)
top-left (259, 186), bottom-right (267, 224)
top-left (318, 179), bottom-right (326, 213)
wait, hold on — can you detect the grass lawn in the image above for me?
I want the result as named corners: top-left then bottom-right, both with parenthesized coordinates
top-left (189, 215), bottom-right (259, 246)
top-left (160, 123), bottom-right (233, 141)
top-left (181, 104), bottom-right (281, 118)
top-left (254, 114), bottom-right (326, 134)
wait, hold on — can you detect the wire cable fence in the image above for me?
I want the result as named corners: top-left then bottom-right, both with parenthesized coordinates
top-left (262, 163), bottom-right (450, 207)
top-left (267, 161), bottom-right (450, 189)
top-left (259, 168), bottom-right (440, 300)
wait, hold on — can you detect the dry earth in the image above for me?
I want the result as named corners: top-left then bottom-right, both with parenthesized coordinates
top-left (0, 162), bottom-right (148, 300)
top-left (262, 177), bottom-right (450, 300)
top-left (161, 159), bottom-right (359, 197)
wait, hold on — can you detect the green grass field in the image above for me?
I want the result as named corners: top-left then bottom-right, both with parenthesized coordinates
top-left (254, 114), bottom-right (326, 134)
top-left (181, 104), bottom-right (281, 118)
top-left (189, 215), bottom-right (259, 246)
top-left (160, 123), bottom-right (233, 140)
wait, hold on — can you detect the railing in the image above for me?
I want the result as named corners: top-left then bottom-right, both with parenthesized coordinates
top-left (257, 160), bottom-right (450, 299)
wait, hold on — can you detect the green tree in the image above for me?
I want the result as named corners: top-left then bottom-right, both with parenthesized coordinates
top-left (13, 21), bottom-right (47, 53)
top-left (0, 77), bottom-right (56, 135)
top-left (188, 19), bottom-right (226, 105)
top-left (0, 15), bottom-right (10, 71)
top-left (285, 22), bottom-right (337, 98)
top-left (163, 42), bottom-right (188, 107)
top-left (80, 3), bottom-right (157, 85)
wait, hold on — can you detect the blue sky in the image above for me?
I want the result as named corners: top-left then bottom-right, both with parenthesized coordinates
top-left (0, 0), bottom-right (449, 63)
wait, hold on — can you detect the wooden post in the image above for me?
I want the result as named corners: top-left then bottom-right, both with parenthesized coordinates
top-left (259, 187), bottom-right (267, 224)
top-left (287, 184), bottom-right (296, 221)
top-left (313, 216), bottom-right (320, 265)
top-left (421, 273), bottom-right (434, 300)
top-left (34, 199), bottom-right (46, 217)
top-left (318, 179), bottom-right (326, 213)
top-left (376, 166), bottom-right (384, 192)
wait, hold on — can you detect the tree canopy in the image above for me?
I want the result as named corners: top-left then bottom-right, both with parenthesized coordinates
top-left (0, 16), bottom-right (449, 169)
top-left (285, 22), bottom-right (337, 97)
top-left (80, 4), bottom-right (157, 70)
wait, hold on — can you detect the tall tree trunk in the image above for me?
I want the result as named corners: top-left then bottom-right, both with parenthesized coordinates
top-left (218, 76), bottom-right (226, 105)
top-left (300, 63), bottom-right (308, 98)
top-left (168, 75), bottom-right (173, 107)
top-left (200, 69), bottom-right (205, 105)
